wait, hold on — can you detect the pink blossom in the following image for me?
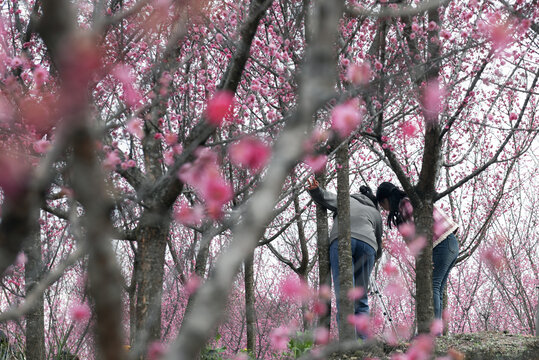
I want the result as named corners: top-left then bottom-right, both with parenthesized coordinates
top-left (382, 261), bottom-right (399, 278)
top-left (347, 313), bottom-right (371, 337)
top-left (33, 66), bottom-right (49, 87)
top-left (70, 303), bottom-right (91, 322)
top-left (384, 281), bottom-right (405, 297)
top-left (174, 204), bottom-right (204, 226)
top-left (430, 318), bottom-right (444, 335)
top-left (147, 341), bottom-right (165, 360)
top-left (408, 236), bottom-right (427, 257)
top-left (206, 91), bottom-right (234, 126)
top-left (11, 56), bottom-right (23, 68)
top-left (269, 326), bottom-right (290, 351)
top-left (127, 118), bottom-right (144, 138)
top-left (103, 151), bottom-right (121, 171)
top-left (411, 23), bottom-right (419, 32)
top-left (398, 223), bottom-right (415, 240)
top-left (420, 80), bottom-right (445, 123)
top-left (406, 334), bottom-right (434, 360)
top-left (481, 246), bottom-right (504, 270)
top-left (509, 112), bottom-right (518, 120)
top-left (280, 275), bottom-right (312, 301)
top-left (164, 133), bottom-right (178, 146)
top-left (304, 154), bottom-right (327, 173)
top-left (312, 301), bottom-right (327, 316)
top-left (347, 286), bottom-right (365, 301)
top-left (331, 102), bottom-right (362, 138)
top-left (229, 136), bottom-right (271, 172)
top-left (428, 21), bottom-right (438, 31)
top-left (374, 60), bottom-right (383, 70)
top-left (113, 65), bottom-right (142, 107)
top-left (185, 273), bottom-right (201, 295)
top-left (318, 284), bottom-right (332, 301)
top-left (15, 252), bottom-right (27, 266)
top-left (314, 327), bottom-right (330, 345)
top-left (346, 62), bottom-right (372, 85)
top-left (402, 121), bottom-right (418, 137)
top-left (33, 139), bottom-right (51, 154)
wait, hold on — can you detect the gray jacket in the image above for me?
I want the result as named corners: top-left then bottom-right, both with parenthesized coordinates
top-left (309, 187), bottom-right (383, 259)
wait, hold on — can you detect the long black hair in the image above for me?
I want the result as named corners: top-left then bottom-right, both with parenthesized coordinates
top-left (359, 185), bottom-right (378, 210)
top-left (376, 182), bottom-right (407, 228)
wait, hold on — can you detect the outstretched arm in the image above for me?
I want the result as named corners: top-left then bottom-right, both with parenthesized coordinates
top-left (306, 178), bottom-right (338, 212)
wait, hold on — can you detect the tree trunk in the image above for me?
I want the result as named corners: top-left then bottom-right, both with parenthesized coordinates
top-left (336, 141), bottom-right (355, 340)
top-left (413, 204), bottom-right (435, 334)
top-left (244, 253), bottom-right (256, 356)
top-left (315, 172), bottom-right (331, 330)
top-left (135, 224), bottom-right (169, 343)
top-left (24, 231), bottom-right (45, 359)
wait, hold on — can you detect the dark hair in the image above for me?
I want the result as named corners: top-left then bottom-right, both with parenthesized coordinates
top-left (359, 185), bottom-right (378, 210)
top-left (376, 182), bottom-right (406, 228)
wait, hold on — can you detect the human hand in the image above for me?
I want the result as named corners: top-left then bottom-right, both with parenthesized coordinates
top-left (306, 178), bottom-right (319, 190)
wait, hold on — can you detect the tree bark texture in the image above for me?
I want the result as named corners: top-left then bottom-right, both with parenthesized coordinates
top-left (24, 231), bottom-right (45, 360)
top-left (244, 253), bottom-right (256, 356)
top-left (336, 141), bottom-right (355, 340)
top-left (315, 173), bottom-right (331, 330)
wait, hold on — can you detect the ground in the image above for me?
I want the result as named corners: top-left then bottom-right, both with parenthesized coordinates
top-left (326, 332), bottom-right (539, 360)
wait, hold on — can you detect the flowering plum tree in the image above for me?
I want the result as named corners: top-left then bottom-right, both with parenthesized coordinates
top-left (0, 0), bottom-right (537, 359)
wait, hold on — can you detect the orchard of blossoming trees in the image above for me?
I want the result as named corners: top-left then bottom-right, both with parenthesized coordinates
top-left (0, 0), bottom-right (537, 358)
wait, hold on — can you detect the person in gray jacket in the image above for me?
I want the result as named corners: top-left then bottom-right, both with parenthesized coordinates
top-left (307, 178), bottom-right (383, 339)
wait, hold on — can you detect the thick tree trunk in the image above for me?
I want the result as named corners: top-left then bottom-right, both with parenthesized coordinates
top-left (336, 141), bottom-right (355, 340)
top-left (135, 224), bottom-right (168, 342)
top-left (315, 172), bottom-right (331, 330)
top-left (244, 253), bottom-right (256, 356)
top-left (24, 231), bottom-right (45, 360)
top-left (413, 204), bottom-right (435, 335)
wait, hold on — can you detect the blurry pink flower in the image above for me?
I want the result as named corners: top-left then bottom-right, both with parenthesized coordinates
top-left (481, 246), bottom-right (504, 270)
top-left (33, 139), bottom-right (51, 154)
top-left (347, 286), bottom-right (365, 301)
top-left (402, 121), bottom-right (418, 137)
top-left (304, 154), bottom-right (327, 173)
top-left (347, 313), bottom-right (371, 336)
top-left (15, 252), bottom-right (27, 266)
top-left (420, 80), bottom-right (445, 123)
top-left (398, 223), bottom-right (415, 240)
top-left (164, 150), bottom-right (175, 166)
top-left (185, 273), bottom-right (201, 295)
top-left (407, 334), bottom-right (434, 360)
top-left (113, 65), bottom-right (142, 107)
top-left (509, 112), bottom-right (518, 121)
top-left (489, 23), bottom-right (513, 51)
top-left (384, 281), bottom-right (405, 297)
top-left (331, 102), bottom-right (362, 138)
top-left (374, 60), bottom-right (383, 70)
top-left (346, 62), bottom-right (372, 85)
top-left (70, 303), bottom-right (91, 322)
top-left (11, 57), bottom-right (23, 68)
top-left (280, 275), bottom-right (311, 301)
top-left (382, 261), bottom-right (399, 278)
top-left (229, 137), bottom-right (271, 172)
top-left (411, 23), bottom-right (419, 32)
top-left (430, 319), bottom-right (444, 335)
top-left (127, 118), bottom-right (144, 138)
top-left (408, 236), bottom-right (427, 257)
top-left (269, 326), bottom-right (290, 351)
top-left (318, 284), bottom-right (332, 301)
top-left (103, 151), bottom-right (121, 171)
top-left (206, 91), bottom-right (234, 126)
top-left (312, 300), bottom-right (327, 316)
top-left (314, 327), bottom-right (330, 345)
top-left (428, 21), bottom-right (438, 31)
top-left (147, 341), bottom-right (165, 360)
top-left (202, 176), bottom-right (233, 208)
top-left (165, 133), bottom-right (178, 146)
top-left (174, 204), bottom-right (204, 226)
top-left (33, 66), bottom-right (48, 87)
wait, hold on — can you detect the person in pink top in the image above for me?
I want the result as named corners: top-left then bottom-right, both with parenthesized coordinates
top-left (375, 182), bottom-right (459, 321)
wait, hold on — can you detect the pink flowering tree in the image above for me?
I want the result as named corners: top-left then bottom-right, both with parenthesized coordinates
top-left (0, 0), bottom-right (538, 359)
